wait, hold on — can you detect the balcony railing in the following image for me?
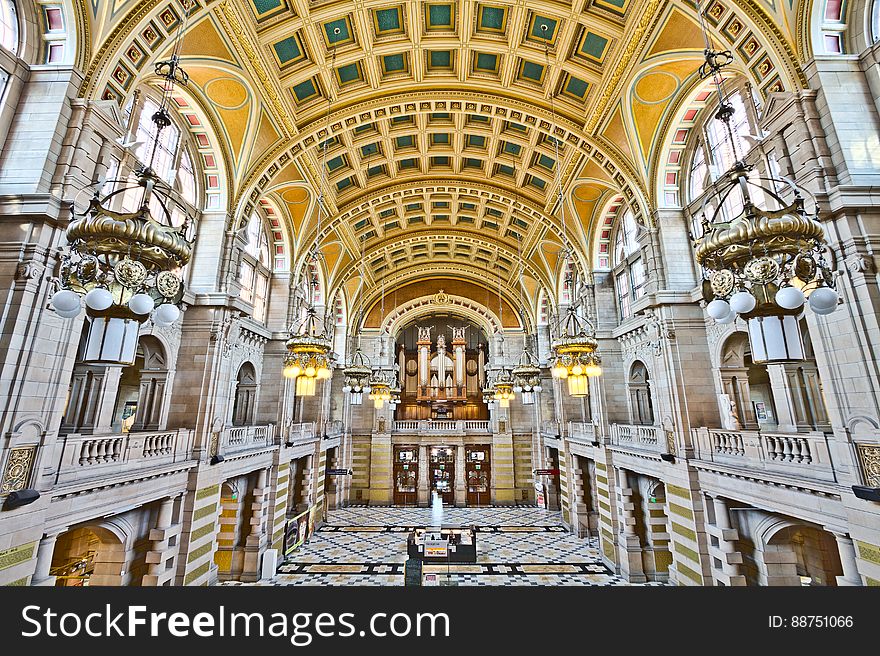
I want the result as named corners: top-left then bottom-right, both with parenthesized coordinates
top-left (56, 428), bottom-right (195, 487)
top-left (609, 423), bottom-right (666, 454)
top-left (691, 427), bottom-right (836, 483)
top-left (222, 424), bottom-right (275, 456)
top-left (391, 420), bottom-right (490, 434)
top-left (567, 421), bottom-right (596, 445)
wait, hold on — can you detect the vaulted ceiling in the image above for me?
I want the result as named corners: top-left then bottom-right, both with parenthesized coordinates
top-left (75, 0), bottom-right (809, 321)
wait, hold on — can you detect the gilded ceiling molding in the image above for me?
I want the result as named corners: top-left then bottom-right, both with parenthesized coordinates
top-left (77, 0), bottom-right (169, 98)
top-left (337, 259), bottom-right (533, 301)
top-left (72, 0), bottom-right (92, 71)
top-left (352, 232), bottom-right (551, 288)
top-left (795, 0), bottom-right (813, 62)
top-left (235, 92), bottom-right (647, 226)
top-left (302, 178), bottom-right (581, 266)
top-left (213, 0), bottom-right (295, 136)
top-left (585, 0), bottom-right (665, 134)
top-left (733, 0), bottom-right (808, 87)
top-left (378, 294), bottom-right (508, 338)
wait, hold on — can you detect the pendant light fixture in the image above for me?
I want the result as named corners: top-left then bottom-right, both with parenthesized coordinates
top-left (692, 2), bottom-right (839, 362)
top-left (491, 257), bottom-right (515, 405)
top-left (282, 43), bottom-right (338, 392)
top-left (50, 18), bottom-right (194, 366)
top-left (510, 217), bottom-right (542, 405)
top-left (342, 236), bottom-right (371, 404)
top-left (541, 39), bottom-right (602, 395)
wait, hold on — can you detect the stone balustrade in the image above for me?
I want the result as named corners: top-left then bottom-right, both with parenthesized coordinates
top-left (286, 422), bottom-right (318, 445)
top-left (567, 421), bottom-right (596, 445)
top-left (691, 427), bottom-right (837, 483)
top-left (609, 423), bottom-right (666, 455)
top-left (221, 424), bottom-right (276, 456)
top-left (391, 419), bottom-right (490, 434)
top-left (56, 428), bottom-right (195, 487)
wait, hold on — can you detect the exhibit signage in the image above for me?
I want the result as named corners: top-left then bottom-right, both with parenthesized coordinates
top-left (424, 539), bottom-right (449, 557)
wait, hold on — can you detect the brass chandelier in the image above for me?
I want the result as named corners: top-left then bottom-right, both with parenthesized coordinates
top-left (491, 367), bottom-right (515, 408)
top-left (550, 306), bottom-right (602, 398)
top-left (50, 52), bottom-right (193, 366)
top-left (512, 346), bottom-right (542, 405)
top-left (367, 369), bottom-right (393, 409)
top-left (694, 9), bottom-right (839, 363)
top-left (283, 305), bottom-right (332, 396)
top-left (341, 346), bottom-right (372, 405)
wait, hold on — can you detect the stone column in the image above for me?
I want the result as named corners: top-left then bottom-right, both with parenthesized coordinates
top-left (242, 468), bottom-right (269, 582)
top-left (616, 468), bottom-right (646, 582)
top-left (568, 454), bottom-right (590, 537)
top-left (417, 444), bottom-right (429, 506)
top-left (301, 455), bottom-right (315, 508)
top-left (31, 532), bottom-right (62, 586)
top-left (832, 533), bottom-right (863, 586)
top-left (143, 495), bottom-right (180, 586)
top-left (719, 368), bottom-right (758, 429)
top-left (455, 444), bottom-right (466, 506)
top-left (709, 496), bottom-right (746, 586)
top-left (766, 364), bottom-right (805, 433)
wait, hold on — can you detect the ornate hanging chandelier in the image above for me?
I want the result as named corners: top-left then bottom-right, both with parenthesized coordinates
top-left (693, 11), bottom-right (838, 363)
top-left (341, 346), bottom-right (372, 405)
top-left (550, 306), bottom-right (602, 398)
top-left (50, 53), bottom-right (193, 366)
top-left (367, 369), bottom-right (393, 409)
top-left (512, 347), bottom-right (542, 405)
top-left (282, 43), bottom-right (338, 394)
top-left (283, 305), bottom-right (332, 397)
top-left (491, 367), bottom-right (515, 408)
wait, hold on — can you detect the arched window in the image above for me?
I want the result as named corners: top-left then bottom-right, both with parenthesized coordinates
top-left (874, 1), bottom-right (880, 43)
top-left (309, 260), bottom-right (323, 306)
top-left (628, 361), bottom-right (654, 426)
top-left (537, 290), bottom-right (549, 326)
top-left (134, 97), bottom-right (181, 184)
top-left (177, 148), bottom-right (197, 206)
top-left (0, 0), bottom-right (18, 54)
top-left (239, 215), bottom-right (271, 323)
top-left (613, 210), bottom-right (646, 321)
top-left (560, 259), bottom-right (574, 304)
top-left (688, 144), bottom-right (708, 200)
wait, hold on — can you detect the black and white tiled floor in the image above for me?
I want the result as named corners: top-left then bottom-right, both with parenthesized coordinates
top-left (227, 507), bottom-right (668, 586)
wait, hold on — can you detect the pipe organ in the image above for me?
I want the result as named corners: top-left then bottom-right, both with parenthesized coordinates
top-left (396, 323), bottom-right (488, 420)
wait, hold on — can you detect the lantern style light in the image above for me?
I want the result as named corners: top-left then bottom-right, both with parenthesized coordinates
top-left (491, 368), bottom-right (515, 408)
top-left (512, 347), bottom-right (542, 405)
top-left (50, 55), bottom-right (193, 366)
top-left (367, 369), bottom-right (393, 409)
top-left (341, 346), bottom-right (372, 406)
top-left (284, 306), bottom-right (332, 396)
top-left (693, 47), bottom-right (839, 364)
top-left (550, 306), bottom-right (602, 397)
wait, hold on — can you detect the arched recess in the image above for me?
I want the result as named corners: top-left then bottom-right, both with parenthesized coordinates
top-left (628, 361), bottom-right (655, 426)
top-left (755, 516), bottom-right (844, 586)
top-left (50, 522), bottom-right (128, 586)
top-left (379, 294), bottom-right (506, 343)
top-left (231, 361), bottom-right (258, 427)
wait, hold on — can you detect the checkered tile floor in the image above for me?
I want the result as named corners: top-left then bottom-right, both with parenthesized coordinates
top-left (221, 506), bottom-right (668, 587)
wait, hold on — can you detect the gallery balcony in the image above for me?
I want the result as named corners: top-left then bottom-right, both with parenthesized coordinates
top-left (391, 419), bottom-right (491, 436)
top-left (690, 427), bottom-right (837, 485)
top-left (54, 428), bottom-right (197, 490)
top-left (220, 424), bottom-right (277, 458)
top-left (608, 423), bottom-right (672, 458)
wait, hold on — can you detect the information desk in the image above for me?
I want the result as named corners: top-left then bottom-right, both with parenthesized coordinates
top-left (407, 527), bottom-right (477, 563)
